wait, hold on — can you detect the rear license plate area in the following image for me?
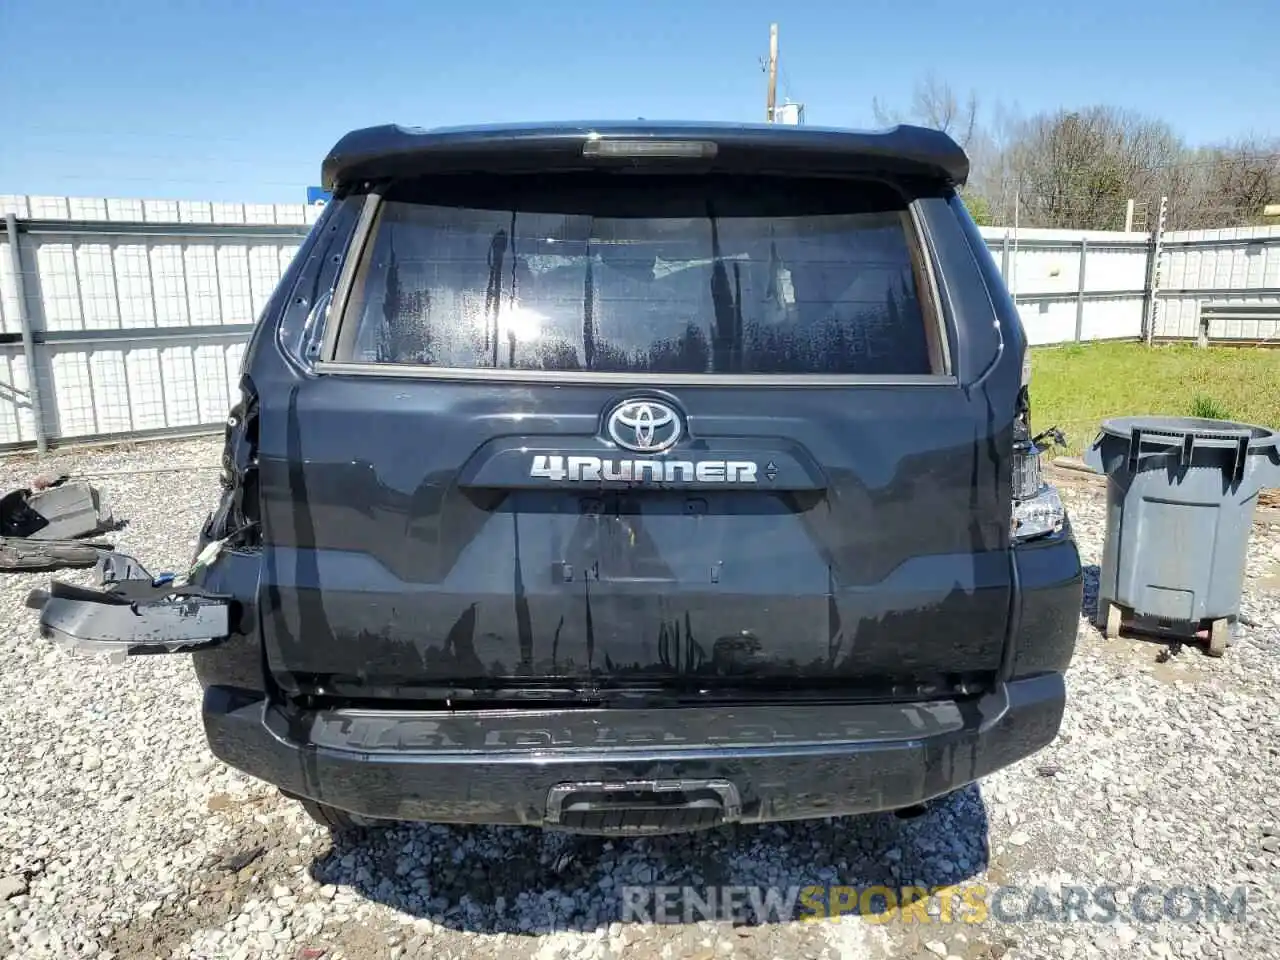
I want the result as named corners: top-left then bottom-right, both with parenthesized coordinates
top-left (544, 779), bottom-right (742, 836)
top-left (562, 493), bottom-right (712, 584)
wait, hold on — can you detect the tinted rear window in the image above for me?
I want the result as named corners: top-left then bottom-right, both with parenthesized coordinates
top-left (337, 174), bottom-right (943, 375)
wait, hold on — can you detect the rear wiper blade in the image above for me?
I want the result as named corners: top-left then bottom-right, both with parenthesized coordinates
top-left (482, 227), bottom-right (508, 358)
top-left (706, 210), bottom-right (741, 372)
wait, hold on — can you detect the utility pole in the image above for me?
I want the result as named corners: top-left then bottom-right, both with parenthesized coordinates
top-left (766, 23), bottom-right (778, 122)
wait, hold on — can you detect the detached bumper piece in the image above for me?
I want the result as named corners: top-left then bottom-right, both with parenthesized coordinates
top-left (26, 551), bottom-right (230, 659)
top-left (0, 478), bottom-right (119, 572)
top-left (0, 537), bottom-right (112, 572)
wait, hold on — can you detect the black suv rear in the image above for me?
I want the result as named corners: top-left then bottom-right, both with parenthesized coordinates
top-left (32, 121), bottom-right (1082, 837)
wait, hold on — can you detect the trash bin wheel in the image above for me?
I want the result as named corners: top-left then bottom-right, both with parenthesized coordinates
top-left (1206, 618), bottom-right (1229, 658)
top-left (1103, 602), bottom-right (1123, 640)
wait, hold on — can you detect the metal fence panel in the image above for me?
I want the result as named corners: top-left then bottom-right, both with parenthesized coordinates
top-left (1154, 226), bottom-right (1280, 339)
top-left (0, 346), bottom-right (36, 444)
top-left (0, 196), bottom-right (1276, 451)
top-left (0, 194), bottom-right (315, 451)
top-left (976, 227), bottom-right (1151, 345)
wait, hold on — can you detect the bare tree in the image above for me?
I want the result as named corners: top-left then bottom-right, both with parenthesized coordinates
top-left (996, 106), bottom-right (1185, 229)
top-left (871, 79), bottom-right (1280, 230)
top-left (872, 71), bottom-right (980, 150)
top-left (1197, 137), bottom-right (1280, 226)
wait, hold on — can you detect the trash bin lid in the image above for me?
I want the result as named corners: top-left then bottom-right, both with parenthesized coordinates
top-left (1099, 416), bottom-right (1278, 449)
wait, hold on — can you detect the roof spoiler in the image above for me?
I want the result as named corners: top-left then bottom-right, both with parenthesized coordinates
top-left (320, 121), bottom-right (969, 193)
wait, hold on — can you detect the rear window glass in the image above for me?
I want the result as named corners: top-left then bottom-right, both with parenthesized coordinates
top-left (336, 174), bottom-right (944, 375)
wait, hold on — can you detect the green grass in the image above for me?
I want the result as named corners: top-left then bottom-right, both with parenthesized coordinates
top-left (1029, 342), bottom-right (1280, 456)
top-left (1188, 394), bottom-right (1233, 420)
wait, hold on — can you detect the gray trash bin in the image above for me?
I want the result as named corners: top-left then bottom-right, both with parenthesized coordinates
top-left (1084, 416), bottom-right (1280, 655)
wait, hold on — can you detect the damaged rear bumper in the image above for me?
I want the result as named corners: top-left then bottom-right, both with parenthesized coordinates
top-left (201, 673), bottom-right (1066, 831)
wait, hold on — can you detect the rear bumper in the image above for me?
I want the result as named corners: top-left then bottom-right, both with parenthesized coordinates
top-left (203, 672), bottom-right (1065, 828)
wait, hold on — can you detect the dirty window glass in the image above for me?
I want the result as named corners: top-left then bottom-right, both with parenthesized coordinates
top-left (339, 175), bottom-right (940, 375)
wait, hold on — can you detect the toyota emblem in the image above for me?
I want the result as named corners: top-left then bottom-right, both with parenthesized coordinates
top-left (606, 399), bottom-right (682, 453)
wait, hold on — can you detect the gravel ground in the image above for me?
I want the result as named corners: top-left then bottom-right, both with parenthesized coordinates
top-left (0, 438), bottom-right (1278, 960)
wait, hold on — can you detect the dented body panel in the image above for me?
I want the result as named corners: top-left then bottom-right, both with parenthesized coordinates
top-left (249, 374), bottom-right (1018, 699)
top-left (246, 186), bottom-right (1027, 700)
top-left (34, 121), bottom-right (1082, 833)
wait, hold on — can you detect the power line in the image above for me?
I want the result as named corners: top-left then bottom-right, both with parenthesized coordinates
top-left (779, 62), bottom-right (798, 106)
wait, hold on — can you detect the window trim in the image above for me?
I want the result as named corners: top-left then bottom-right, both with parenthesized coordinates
top-left (317, 186), bottom-right (958, 386)
top-left (319, 189), bottom-right (383, 364)
top-left (311, 361), bottom-right (956, 387)
top-left (905, 204), bottom-right (952, 376)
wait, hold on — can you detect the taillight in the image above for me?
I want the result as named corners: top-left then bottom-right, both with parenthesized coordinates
top-left (1012, 436), bottom-right (1044, 500)
top-left (1011, 417), bottom-right (1066, 543)
top-left (1012, 481), bottom-right (1065, 542)
top-left (207, 381), bottom-right (260, 547)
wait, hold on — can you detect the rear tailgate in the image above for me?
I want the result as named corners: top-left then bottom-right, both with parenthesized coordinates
top-left (256, 164), bottom-right (1015, 703)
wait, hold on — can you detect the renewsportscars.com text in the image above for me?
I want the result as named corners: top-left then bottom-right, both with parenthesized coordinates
top-left (619, 884), bottom-right (1250, 925)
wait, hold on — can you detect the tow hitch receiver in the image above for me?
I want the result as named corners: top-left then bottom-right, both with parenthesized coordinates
top-left (25, 550), bottom-right (231, 658)
top-left (544, 779), bottom-right (743, 836)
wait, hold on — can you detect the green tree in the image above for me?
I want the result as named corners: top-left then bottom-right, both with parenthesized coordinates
top-left (960, 191), bottom-right (993, 225)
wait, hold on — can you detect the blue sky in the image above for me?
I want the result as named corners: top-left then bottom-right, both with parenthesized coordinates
top-left (2, 0), bottom-right (1276, 204)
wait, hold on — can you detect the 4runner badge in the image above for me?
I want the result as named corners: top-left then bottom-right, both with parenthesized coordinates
top-left (527, 398), bottom-right (759, 483)
top-left (529, 456), bottom-right (758, 484)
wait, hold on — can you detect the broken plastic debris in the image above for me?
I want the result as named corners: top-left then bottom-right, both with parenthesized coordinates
top-left (1, 537), bottom-right (108, 572)
top-left (50, 634), bottom-right (218, 660)
top-left (31, 584), bottom-right (231, 660)
top-left (96, 551), bottom-right (151, 585)
top-left (0, 479), bottom-right (114, 540)
top-left (0, 477), bottom-right (119, 572)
